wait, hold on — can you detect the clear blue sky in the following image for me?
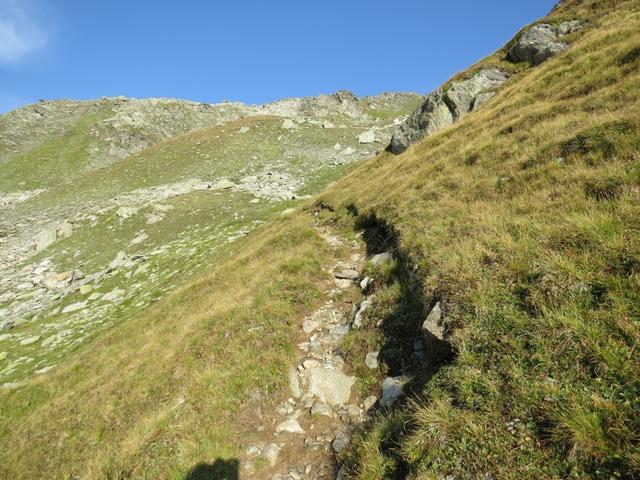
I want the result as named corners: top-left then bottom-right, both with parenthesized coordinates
top-left (0, 0), bottom-right (557, 113)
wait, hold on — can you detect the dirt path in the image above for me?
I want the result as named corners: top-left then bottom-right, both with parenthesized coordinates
top-left (239, 226), bottom-right (374, 479)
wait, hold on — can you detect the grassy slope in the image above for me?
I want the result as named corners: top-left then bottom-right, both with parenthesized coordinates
top-left (316, 1), bottom-right (640, 478)
top-left (0, 216), bottom-right (332, 478)
top-left (0, 96), bottom-right (422, 476)
top-left (0, 0), bottom-right (638, 478)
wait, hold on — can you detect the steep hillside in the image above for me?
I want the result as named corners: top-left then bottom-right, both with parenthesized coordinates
top-left (0, 0), bottom-right (638, 479)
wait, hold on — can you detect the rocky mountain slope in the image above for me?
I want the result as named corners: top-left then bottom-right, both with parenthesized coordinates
top-left (0, 91), bottom-right (421, 383)
top-left (1, 0), bottom-right (639, 479)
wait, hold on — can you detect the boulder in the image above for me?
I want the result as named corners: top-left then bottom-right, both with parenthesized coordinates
top-left (508, 23), bottom-right (568, 65)
top-left (103, 288), bottom-right (125, 302)
top-left (380, 376), bottom-right (409, 408)
top-left (353, 296), bottom-right (374, 329)
top-left (422, 301), bottom-right (445, 341)
top-left (362, 395), bottom-right (378, 411)
top-left (365, 351), bottom-right (380, 369)
top-left (212, 178), bottom-right (235, 190)
top-left (307, 367), bottom-right (355, 406)
top-left (261, 443), bottom-right (280, 467)
top-left (359, 276), bottom-right (374, 292)
top-left (302, 318), bottom-right (319, 334)
top-left (116, 206), bottom-right (138, 219)
top-left (109, 251), bottom-right (128, 270)
top-left (389, 89), bottom-right (454, 154)
top-left (334, 269), bottom-right (359, 281)
top-left (35, 229), bottom-right (57, 252)
top-left (445, 68), bottom-right (508, 119)
top-left (558, 20), bottom-right (582, 35)
top-left (370, 252), bottom-right (393, 267)
top-left (275, 418), bottom-right (305, 434)
top-left (302, 358), bottom-right (320, 369)
top-left (358, 130), bottom-right (376, 144)
top-left (332, 431), bottom-right (351, 453)
top-left (340, 146), bottom-right (356, 156)
top-left (238, 126), bottom-right (250, 134)
top-left (129, 233), bottom-right (148, 246)
top-left (19, 335), bottom-right (41, 346)
top-left (421, 301), bottom-right (453, 359)
top-left (58, 220), bottom-right (73, 238)
top-left (245, 445), bottom-right (261, 458)
top-left (61, 301), bottom-right (87, 313)
top-left (282, 118), bottom-right (297, 130)
top-left (289, 366), bottom-right (302, 398)
top-left (310, 401), bottom-right (334, 417)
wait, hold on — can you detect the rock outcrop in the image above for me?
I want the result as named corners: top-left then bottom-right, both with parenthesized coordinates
top-left (507, 21), bottom-right (582, 65)
top-left (445, 68), bottom-right (509, 120)
top-left (389, 19), bottom-right (582, 154)
top-left (389, 69), bottom-right (508, 154)
top-left (389, 89), bottom-right (454, 154)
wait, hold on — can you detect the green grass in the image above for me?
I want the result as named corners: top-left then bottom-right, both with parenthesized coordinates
top-left (1, 0), bottom-right (638, 478)
top-left (0, 216), bottom-right (329, 479)
top-left (314, 1), bottom-right (640, 478)
top-left (0, 110), bottom-right (112, 191)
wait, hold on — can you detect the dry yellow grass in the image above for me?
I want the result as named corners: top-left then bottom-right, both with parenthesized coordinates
top-left (1, 0), bottom-right (638, 479)
top-left (317, 1), bottom-right (640, 478)
top-left (0, 216), bottom-right (332, 479)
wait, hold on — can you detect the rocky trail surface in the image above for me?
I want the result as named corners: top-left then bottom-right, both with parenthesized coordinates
top-left (239, 226), bottom-right (395, 480)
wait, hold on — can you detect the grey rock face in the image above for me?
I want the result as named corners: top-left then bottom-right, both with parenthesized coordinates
top-left (276, 418), bottom-right (305, 434)
top-left (508, 23), bottom-right (569, 65)
top-left (332, 431), bottom-right (351, 453)
top-left (445, 68), bottom-right (509, 120)
top-left (334, 269), bottom-right (359, 281)
top-left (389, 89), bottom-right (453, 154)
top-left (370, 252), bottom-right (393, 267)
top-left (422, 301), bottom-right (445, 341)
top-left (307, 367), bottom-right (355, 406)
top-left (289, 366), bottom-right (302, 398)
top-left (261, 443), bottom-right (280, 467)
top-left (310, 400), bottom-right (334, 417)
top-left (380, 376), bottom-right (409, 408)
top-left (558, 20), bottom-right (582, 35)
top-left (421, 301), bottom-right (452, 359)
top-left (472, 92), bottom-right (496, 111)
top-left (389, 68), bottom-right (507, 154)
top-left (365, 351), bottom-right (379, 369)
top-left (358, 130), bottom-right (376, 144)
top-left (352, 296), bottom-right (374, 329)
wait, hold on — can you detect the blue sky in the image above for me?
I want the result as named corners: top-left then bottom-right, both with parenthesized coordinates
top-left (0, 0), bottom-right (557, 113)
